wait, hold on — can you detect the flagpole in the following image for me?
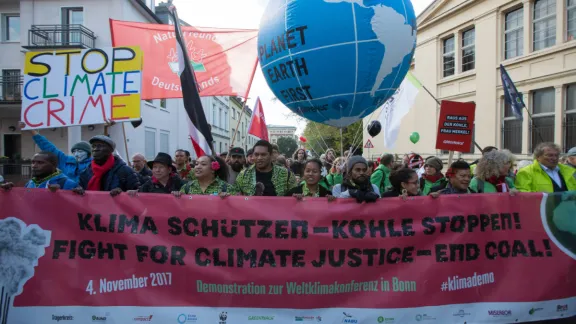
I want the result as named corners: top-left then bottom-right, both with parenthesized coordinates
top-left (230, 59), bottom-right (258, 150)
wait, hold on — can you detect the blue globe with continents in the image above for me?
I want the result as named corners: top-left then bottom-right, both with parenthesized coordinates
top-left (258, 0), bottom-right (417, 127)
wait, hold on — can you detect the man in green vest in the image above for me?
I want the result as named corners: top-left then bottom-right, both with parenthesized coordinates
top-left (516, 143), bottom-right (576, 193)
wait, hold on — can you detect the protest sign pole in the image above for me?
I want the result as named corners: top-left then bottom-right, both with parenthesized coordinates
top-left (231, 60), bottom-right (258, 151)
top-left (122, 123), bottom-right (130, 167)
top-left (421, 83), bottom-right (483, 153)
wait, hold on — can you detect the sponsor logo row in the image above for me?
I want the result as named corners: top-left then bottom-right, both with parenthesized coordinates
top-left (48, 304), bottom-right (571, 323)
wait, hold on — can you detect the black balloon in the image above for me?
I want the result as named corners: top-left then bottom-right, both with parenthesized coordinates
top-left (367, 120), bottom-right (382, 137)
top-left (131, 118), bottom-right (143, 129)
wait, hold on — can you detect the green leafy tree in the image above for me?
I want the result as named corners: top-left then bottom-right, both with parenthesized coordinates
top-left (302, 120), bottom-right (363, 157)
top-left (277, 136), bottom-right (298, 158)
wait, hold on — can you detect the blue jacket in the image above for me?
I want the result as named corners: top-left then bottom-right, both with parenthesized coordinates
top-left (32, 134), bottom-right (92, 183)
top-left (25, 172), bottom-right (78, 190)
top-left (78, 156), bottom-right (140, 191)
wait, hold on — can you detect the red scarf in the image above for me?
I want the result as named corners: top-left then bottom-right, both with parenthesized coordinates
top-left (422, 173), bottom-right (444, 183)
top-left (152, 173), bottom-right (176, 186)
top-left (87, 155), bottom-right (115, 191)
top-left (179, 164), bottom-right (192, 179)
top-left (486, 176), bottom-right (507, 192)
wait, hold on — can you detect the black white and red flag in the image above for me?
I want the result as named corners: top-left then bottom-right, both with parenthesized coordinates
top-left (168, 5), bottom-right (213, 156)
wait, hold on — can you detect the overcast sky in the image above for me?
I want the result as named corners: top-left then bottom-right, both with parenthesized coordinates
top-left (174, 0), bottom-right (434, 134)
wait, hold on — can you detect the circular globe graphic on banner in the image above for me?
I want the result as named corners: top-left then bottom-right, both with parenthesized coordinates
top-left (258, 0), bottom-right (417, 127)
top-left (541, 192), bottom-right (576, 260)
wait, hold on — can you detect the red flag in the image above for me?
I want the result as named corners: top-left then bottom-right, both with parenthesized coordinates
top-left (247, 97), bottom-right (269, 141)
top-left (110, 19), bottom-right (258, 100)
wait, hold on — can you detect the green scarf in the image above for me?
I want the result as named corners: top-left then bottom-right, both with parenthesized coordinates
top-left (302, 184), bottom-right (320, 197)
top-left (31, 170), bottom-right (61, 186)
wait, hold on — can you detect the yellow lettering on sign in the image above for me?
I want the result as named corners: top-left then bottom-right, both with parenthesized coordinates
top-left (112, 46), bottom-right (143, 73)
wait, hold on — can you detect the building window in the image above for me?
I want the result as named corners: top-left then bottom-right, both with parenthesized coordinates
top-left (212, 104), bottom-right (218, 127)
top-left (565, 84), bottom-right (576, 151)
top-left (232, 109), bottom-right (236, 120)
top-left (502, 95), bottom-right (523, 154)
top-left (219, 108), bottom-right (223, 129)
top-left (1, 69), bottom-right (21, 100)
top-left (504, 8), bottom-right (524, 59)
top-left (160, 99), bottom-right (166, 109)
top-left (62, 8), bottom-right (83, 44)
top-left (219, 142), bottom-right (223, 153)
top-left (224, 111), bottom-right (228, 130)
top-left (144, 127), bottom-right (157, 160)
top-left (145, 99), bottom-right (153, 104)
top-left (442, 36), bottom-right (455, 77)
top-left (530, 88), bottom-right (556, 151)
top-left (461, 28), bottom-right (475, 72)
top-left (533, 0), bottom-right (556, 51)
top-left (160, 131), bottom-right (170, 153)
top-left (2, 14), bottom-right (20, 41)
top-left (568, 0), bottom-right (576, 41)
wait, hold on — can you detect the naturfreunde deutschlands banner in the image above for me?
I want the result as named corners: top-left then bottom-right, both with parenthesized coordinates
top-left (0, 190), bottom-right (575, 324)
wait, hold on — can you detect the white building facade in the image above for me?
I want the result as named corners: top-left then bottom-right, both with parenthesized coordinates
top-left (267, 125), bottom-right (297, 144)
top-left (0, 0), bottom-right (255, 166)
top-left (229, 96), bottom-right (257, 152)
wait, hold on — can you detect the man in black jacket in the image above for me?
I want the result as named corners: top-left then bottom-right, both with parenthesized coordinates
top-left (131, 153), bottom-right (152, 184)
top-left (73, 135), bottom-right (140, 196)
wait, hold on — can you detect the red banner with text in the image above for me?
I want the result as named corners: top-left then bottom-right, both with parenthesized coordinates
top-left (1, 189), bottom-right (575, 324)
top-left (110, 20), bottom-right (258, 100)
top-left (435, 100), bottom-right (476, 152)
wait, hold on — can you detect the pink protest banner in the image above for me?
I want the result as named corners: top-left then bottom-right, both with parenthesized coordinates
top-left (1, 189), bottom-right (575, 324)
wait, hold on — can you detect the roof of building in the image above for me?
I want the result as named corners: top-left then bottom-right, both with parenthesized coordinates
top-left (267, 125), bottom-right (297, 129)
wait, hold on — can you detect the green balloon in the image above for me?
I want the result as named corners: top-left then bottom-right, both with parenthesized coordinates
top-left (410, 132), bottom-right (420, 144)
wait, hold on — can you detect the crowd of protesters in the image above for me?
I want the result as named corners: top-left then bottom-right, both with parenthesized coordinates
top-left (1, 126), bottom-right (575, 203)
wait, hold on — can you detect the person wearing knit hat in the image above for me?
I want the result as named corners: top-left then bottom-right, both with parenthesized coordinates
top-left (332, 155), bottom-right (380, 202)
top-left (420, 156), bottom-right (447, 195)
top-left (71, 141), bottom-right (91, 161)
top-left (19, 121), bottom-right (93, 183)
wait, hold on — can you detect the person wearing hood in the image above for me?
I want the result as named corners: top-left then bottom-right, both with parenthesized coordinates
top-left (371, 153), bottom-right (394, 193)
top-left (20, 122), bottom-right (91, 183)
top-left (332, 156), bottom-right (380, 202)
top-left (128, 153), bottom-right (186, 195)
top-left (73, 135), bottom-right (140, 196)
top-left (1, 151), bottom-right (77, 191)
top-left (566, 147), bottom-right (576, 169)
top-left (420, 156), bottom-right (447, 195)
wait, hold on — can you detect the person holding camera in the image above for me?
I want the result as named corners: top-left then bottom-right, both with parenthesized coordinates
top-left (332, 156), bottom-right (380, 203)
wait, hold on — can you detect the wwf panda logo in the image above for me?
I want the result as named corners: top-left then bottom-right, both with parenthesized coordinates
top-left (219, 312), bottom-right (227, 321)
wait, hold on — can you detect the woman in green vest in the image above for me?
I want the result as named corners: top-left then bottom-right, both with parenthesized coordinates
top-left (470, 150), bottom-right (517, 194)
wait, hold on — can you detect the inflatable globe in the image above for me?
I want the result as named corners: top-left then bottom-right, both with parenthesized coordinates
top-left (258, 0), bottom-right (416, 127)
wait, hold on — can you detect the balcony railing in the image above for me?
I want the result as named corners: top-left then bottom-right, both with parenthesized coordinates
top-left (25, 24), bottom-right (95, 49)
top-left (0, 75), bottom-right (23, 104)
